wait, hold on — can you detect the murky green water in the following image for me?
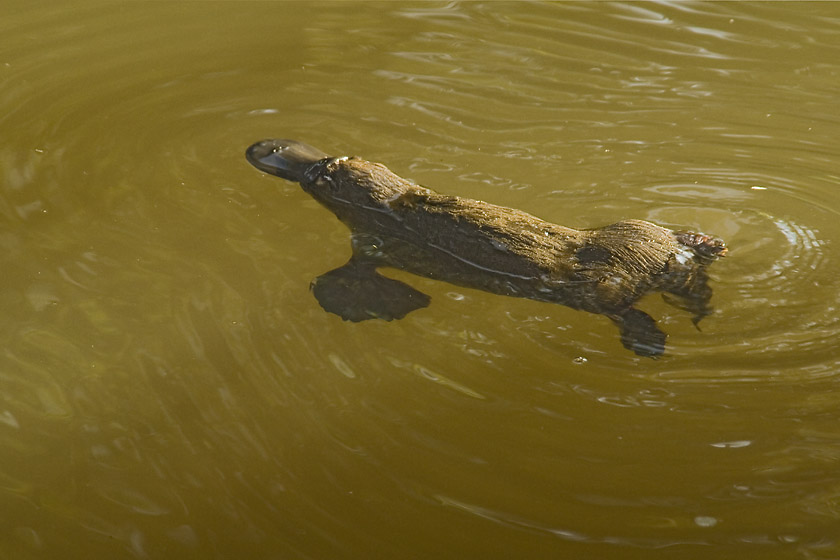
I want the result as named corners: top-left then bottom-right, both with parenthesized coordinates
top-left (3, 2), bottom-right (840, 558)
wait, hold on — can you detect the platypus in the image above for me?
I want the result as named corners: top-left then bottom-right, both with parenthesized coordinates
top-left (246, 139), bottom-right (726, 357)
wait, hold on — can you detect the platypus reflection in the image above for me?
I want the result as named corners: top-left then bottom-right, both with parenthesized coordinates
top-left (246, 139), bottom-right (726, 357)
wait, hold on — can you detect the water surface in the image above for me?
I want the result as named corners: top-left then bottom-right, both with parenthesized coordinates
top-left (3, 2), bottom-right (840, 559)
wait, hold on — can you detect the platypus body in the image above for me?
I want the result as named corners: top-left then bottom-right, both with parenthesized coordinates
top-left (246, 139), bottom-right (726, 357)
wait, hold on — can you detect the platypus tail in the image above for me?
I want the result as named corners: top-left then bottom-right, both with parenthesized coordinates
top-left (675, 232), bottom-right (728, 263)
top-left (246, 139), bottom-right (329, 182)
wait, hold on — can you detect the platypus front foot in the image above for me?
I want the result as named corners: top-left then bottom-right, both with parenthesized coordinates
top-left (310, 258), bottom-right (431, 322)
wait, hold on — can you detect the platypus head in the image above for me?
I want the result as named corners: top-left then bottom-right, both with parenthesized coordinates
top-left (246, 139), bottom-right (329, 183)
top-left (247, 139), bottom-right (415, 225)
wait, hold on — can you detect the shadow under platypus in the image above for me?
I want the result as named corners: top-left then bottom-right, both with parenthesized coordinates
top-left (246, 139), bottom-right (727, 357)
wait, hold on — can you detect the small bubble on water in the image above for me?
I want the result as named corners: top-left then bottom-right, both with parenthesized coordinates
top-left (694, 516), bottom-right (717, 527)
top-left (780, 535), bottom-right (798, 543)
top-left (572, 356), bottom-right (587, 365)
top-left (711, 440), bottom-right (751, 448)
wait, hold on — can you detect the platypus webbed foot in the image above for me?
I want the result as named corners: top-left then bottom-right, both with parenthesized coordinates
top-left (609, 308), bottom-right (667, 358)
top-left (246, 139), bottom-right (329, 182)
top-left (311, 259), bottom-right (431, 322)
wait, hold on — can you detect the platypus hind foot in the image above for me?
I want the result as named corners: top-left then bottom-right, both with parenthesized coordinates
top-left (610, 308), bottom-right (667, 358)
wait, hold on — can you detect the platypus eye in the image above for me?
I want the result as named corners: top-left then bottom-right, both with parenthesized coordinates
top-left (303, 159), bottom-right (331, 184)
top-left (317, 175), bottom-right (336, 191)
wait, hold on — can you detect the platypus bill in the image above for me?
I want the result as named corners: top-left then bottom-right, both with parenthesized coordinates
top-left (246, 139), bottom-right (727, 357)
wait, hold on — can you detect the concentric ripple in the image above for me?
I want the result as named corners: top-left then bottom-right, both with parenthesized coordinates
top-left (641, 176), bottom-right (840, 379)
